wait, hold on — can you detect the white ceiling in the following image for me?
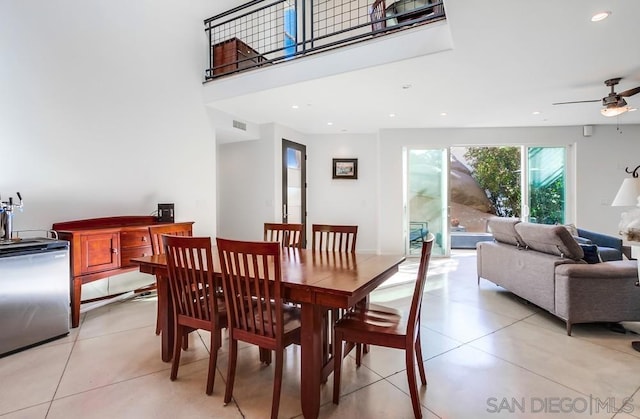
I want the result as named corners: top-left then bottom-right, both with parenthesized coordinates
top-left (205, 0), bottom-right (640, 135)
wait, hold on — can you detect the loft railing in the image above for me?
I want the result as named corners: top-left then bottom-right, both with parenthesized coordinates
top-left (204, 0), bottom-right (445, 80)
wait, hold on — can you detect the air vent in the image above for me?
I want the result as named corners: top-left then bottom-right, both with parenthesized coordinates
top-left (232, 120), bottom-right (247, 131)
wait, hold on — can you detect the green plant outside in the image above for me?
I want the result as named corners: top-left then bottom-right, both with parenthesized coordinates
top-left (464, 147), bottom-right (522, 217)
top-left (463, 146), bottom-right (565, 224)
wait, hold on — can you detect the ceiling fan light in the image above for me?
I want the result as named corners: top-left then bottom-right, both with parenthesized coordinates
top-left (601, 106), bottom-right (630, 117)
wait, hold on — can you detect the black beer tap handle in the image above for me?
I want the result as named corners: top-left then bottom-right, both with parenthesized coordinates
top-left (16, 192), bottom-right (22, 201)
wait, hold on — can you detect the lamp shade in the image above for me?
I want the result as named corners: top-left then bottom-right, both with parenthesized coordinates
top-left (612, 177), bottom-right (640, 206)
top-left (601, 106), bottom-right (630, 117)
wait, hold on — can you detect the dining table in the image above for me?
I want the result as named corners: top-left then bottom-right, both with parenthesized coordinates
top-left (132, 247), bottom-right (405, 419)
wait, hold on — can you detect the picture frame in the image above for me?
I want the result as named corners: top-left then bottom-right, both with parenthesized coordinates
top-left (332, 158), bottom-right (358, 179)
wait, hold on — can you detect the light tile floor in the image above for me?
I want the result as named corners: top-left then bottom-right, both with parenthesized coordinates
top-left (2, 250), bottom-right (640, 418)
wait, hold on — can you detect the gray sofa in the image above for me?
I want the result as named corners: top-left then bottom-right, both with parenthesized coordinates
top-left (477, 218), bottom-right (640, 335)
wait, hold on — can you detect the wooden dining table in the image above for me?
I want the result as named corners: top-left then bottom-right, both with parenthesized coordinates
top-left (132, 247), bottom-right (405, 419)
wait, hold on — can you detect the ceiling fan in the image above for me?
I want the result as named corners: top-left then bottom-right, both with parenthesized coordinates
top-left (553, 78), bottom-right (640, 117)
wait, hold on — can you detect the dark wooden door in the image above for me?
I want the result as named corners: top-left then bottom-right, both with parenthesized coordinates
top-left (282, 139), bottom-right (307, 247)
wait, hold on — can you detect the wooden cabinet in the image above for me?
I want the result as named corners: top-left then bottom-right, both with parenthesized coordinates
top-left (212, 37), bottom-right (266, 76)
top-left (53, 216), bottom-right (194, 328)
top-left (80, 232), bottom-right (120, 274)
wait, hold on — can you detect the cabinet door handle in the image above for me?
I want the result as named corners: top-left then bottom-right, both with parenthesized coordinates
top-left (112, 248), bottom-right (118, 254)
top-left (142, 236), bottom-right (147, 242)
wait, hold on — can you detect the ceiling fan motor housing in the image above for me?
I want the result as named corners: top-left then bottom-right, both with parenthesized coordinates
top-left (602, 94), bottom-right (627, 108)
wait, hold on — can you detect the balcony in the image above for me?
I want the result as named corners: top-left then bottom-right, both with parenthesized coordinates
top-left (204, 0), bottom-right (446, 81)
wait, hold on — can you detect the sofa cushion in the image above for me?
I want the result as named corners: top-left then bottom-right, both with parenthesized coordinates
top-left (573, 236), bottom-right (592, 245)
top-left (515, 222), bottom-right (584, 260)
top-left (487, 217), bottom-right (523, 246)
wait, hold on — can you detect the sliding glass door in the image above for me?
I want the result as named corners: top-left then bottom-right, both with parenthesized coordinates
top-left (406, 148), bottom-right (449, 257)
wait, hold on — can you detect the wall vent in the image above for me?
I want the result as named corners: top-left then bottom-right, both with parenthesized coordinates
top-left (232, 120), bottom-right (247, 131)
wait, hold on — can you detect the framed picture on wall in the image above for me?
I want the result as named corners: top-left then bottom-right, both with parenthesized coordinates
top-left (333, 158), bottom-right (358, 179)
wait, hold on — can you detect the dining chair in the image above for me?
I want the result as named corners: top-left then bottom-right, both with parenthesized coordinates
top-left (216, 237), bottom-right (301, 419)
top-left (148, 224), bottom-right (193, 335)
top-left (311, 224), bottom-right (362, 366)
top-left (264, 222), bottom-right (303, 249)
top-left (332, 235), bottom-right (434, 419)
top-left (163, 235), bottom-right (227, 395)
top-left (311, 224), bottom-right (357, 253)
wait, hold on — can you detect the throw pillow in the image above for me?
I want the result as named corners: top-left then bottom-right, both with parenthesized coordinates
top-left (579, 244), bottom-right (602, 264)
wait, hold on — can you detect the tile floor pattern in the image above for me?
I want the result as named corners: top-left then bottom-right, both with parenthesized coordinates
top-left (2, 250), bottom-right (640, 418)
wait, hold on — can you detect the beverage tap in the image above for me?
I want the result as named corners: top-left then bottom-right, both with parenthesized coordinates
top-left (0, 192), bottom-right (24, 241)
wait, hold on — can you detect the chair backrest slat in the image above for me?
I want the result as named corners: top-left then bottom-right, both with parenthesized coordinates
top-left (264, 223), bottom-right (303, 249)
top-left (311, 224), bottom-right (358, 253)
top-left (217, 238), bottom-right (283, 343)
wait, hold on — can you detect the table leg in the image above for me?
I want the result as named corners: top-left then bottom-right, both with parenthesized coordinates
top-left (301, 303), bottom-right (323, 419)
top-left (71, 277), bottom-right (81, 328)
top-left (157, 274), bottom-right (174, 362)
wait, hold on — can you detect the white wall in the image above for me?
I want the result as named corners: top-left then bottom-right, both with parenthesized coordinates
top-left (306, 133), bottom-right (379, 252)
top-left (217, 123), bottom-right (307, 242)
top-left (1, 1), bottom-right (220, 297)
top-left (1, 1), bottom-right (219, 235)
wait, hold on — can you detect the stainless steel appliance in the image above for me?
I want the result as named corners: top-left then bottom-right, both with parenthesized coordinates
top-left (0, 192), bottom-right (23, 242)
top-left (0, 237), bottom-right (70, 357)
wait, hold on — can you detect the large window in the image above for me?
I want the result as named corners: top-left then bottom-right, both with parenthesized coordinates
top-left (405, 145), bottom-right (568, 256)
top-left (527, 147), bottom-right (566, 225)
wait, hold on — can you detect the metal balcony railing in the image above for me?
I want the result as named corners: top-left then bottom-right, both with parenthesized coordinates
top-left (204, 0), bottom-right (445, 80)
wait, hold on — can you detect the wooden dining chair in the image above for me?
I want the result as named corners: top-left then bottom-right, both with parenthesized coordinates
top-left (311, 224), bottom-right (358, 253)
top-left (263, 222), bottom-right (303, 249)
top-left (311, 224), bottom-right (362, 365)
top-left (163, 235), bottom-right (227, 395)
top-left (216, 238), bottom-right (301, 419)
top-left (148, 224), bottom-right (193, 335)
top-left (332, 235), bottom-right (434, 419)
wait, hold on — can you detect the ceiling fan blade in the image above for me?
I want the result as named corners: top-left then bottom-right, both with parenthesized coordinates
top-left (619, 86), bottom-right (640, 97)
top-left (552, 99), bottom-right (600, 105)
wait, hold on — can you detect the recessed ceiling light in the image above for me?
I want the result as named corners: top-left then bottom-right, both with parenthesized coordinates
top-left (389, 113), bottom-right (396, 118)
top-left (291, 105), bottom-right (299, 109)
top-left (440, 112), bottom-right (447, 117)
top-left (532, 111), bottom-right (541, 115)
top-left (327, 122), bottom-right (333, 126)
top-left (591, 11), bottom-right (611, 22)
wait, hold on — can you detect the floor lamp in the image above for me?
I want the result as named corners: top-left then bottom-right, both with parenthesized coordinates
top-left (611, 174), bottom-right (640, 352)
